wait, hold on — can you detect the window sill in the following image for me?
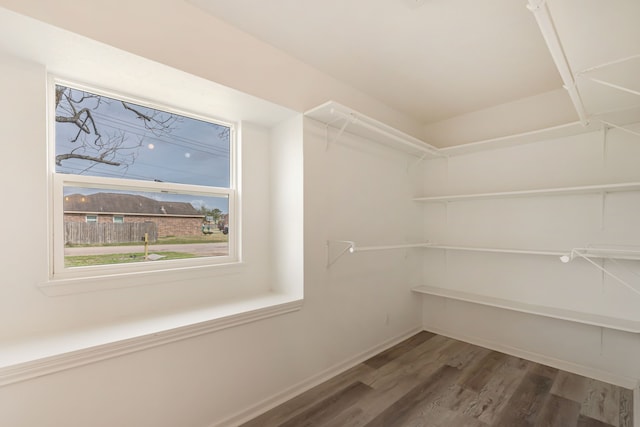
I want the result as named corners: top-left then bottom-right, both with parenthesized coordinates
top-left (39, 261), bottom-right (244, 296)
top-left (0, 292), bottom-right (303, 386)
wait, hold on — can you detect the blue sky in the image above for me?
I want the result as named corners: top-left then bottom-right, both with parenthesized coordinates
top-left (56, 85), bottom-right (230, 212)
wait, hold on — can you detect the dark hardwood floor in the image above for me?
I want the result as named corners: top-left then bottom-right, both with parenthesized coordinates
top-left (241, 332), bottom-right (634, 427)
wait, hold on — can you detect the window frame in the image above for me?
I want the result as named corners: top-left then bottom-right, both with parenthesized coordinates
top-left (112, 215), bottom-right (124, 224)
top-left (48, 77), bottom-right (239, 283)
top-left (85, 215), bottom-right (98, 223)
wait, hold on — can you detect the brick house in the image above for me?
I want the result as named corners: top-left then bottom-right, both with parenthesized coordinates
top-left (64, 192), bottom-right (205, 239)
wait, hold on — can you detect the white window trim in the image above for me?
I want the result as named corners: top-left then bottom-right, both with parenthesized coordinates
top-left (112, 215), bottom-right (124, 224)
top-left (46, 76), bottom-right (240, 292)
top-left (85, 214), bottom-right (98, 223)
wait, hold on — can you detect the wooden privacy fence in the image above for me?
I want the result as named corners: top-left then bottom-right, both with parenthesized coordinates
top-left (65, 222), bottom-right (158, 245)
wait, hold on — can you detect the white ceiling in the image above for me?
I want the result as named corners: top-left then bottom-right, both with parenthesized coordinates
top-left (189, 0), bottom-right (640, 127)
top-left (0, 7), bottom-right (298, 128)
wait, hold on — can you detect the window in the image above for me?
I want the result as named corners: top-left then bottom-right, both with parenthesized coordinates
top-left (51, 79), bottom-right (236, 279)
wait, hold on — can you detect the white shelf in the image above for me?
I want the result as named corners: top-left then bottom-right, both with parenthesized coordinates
top-left (438, 121), bottom-right (591, 157)
top-left (305, 101), bottom-right (442, 158)
top-left (305, 102), bottom-right (640, 160)
top-left (414, 182), bottom-right (640, 203)
top-left (436, 106), bottom-right (640, 158)
top-left (412, 285), bottom-right (640, 333)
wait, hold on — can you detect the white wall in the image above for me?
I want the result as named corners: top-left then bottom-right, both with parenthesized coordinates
top-left (420, 125), bottom-right (640, 386)
top-left (0, 13), bottom-right (425, 427)
top-left (303, 118), bottom-right (424, 354)
top-left (0, 54), bottom-right (49, 340)
top-left (269, 116), bottom-right (304, 298)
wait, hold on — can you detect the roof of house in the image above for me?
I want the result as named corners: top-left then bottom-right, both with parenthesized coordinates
top-left (64, 193), bottom-right (203, 217)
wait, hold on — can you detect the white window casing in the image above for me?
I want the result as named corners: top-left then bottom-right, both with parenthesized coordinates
top-left (47, 77), bottom-right (239, 290)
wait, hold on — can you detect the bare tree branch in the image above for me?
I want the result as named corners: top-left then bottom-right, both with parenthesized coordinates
top-left (55, 153), bottom-right (121, 166)
top-left (56, 108), bottom-right (102, 143)
top-left (121, 101), bottom-right (152, 122)
top-left (121, 101), bottom-right (177, 136)
top-left (54, 85), bottom-right (177, 172)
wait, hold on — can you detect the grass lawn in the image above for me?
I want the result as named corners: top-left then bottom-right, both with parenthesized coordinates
top-left (65, 251), bottom-right (197, 267)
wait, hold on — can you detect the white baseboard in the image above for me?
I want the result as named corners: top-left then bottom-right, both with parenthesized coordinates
top-left (210, 326), bottom-right (423, 427)
top-left (423, 324), bottom-right (638, 390)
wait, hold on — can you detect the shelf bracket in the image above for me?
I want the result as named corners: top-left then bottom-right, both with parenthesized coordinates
top-left (601, 124), bottom-right (608, 165)
top-left (407, 151), bottom-right (429, 173)
top-left (326, 240), bottom-right (354, 267)
top-left (325, 116), bottom-right (352, 151)
top-left (560, 249), bottom-right (640, 296)
top-left (600, 120), bottom-right (640, 140)
top-left (600, 192), bottom-right (606, 231)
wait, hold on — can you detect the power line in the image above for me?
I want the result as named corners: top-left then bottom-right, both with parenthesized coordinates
top-left (91, 110), bottom-right (230, 155)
